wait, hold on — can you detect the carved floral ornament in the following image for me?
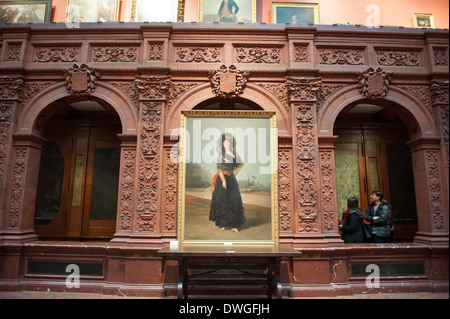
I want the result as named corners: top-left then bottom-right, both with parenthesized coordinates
top-left (357, 67), bottom-right (391, 100)
top-left (209, 65), bottom-right (249, 99)
top-left (64, 64), bottom-right (100, 96)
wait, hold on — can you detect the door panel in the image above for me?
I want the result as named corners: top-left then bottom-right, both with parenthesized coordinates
top-left (82, 131), bottom-right (120, 238)
top-left (34, 122), bottom-right (120, 240)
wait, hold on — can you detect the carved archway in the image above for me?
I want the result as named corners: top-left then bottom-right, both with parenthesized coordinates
top-left (164, 82), bottom-right (292, 136)
top-left (318, 84), bottom-right (448, 245)
top-left (10, 81), bottom-right (139, 242)
top-left (16, 81), bottom-right (138, 136)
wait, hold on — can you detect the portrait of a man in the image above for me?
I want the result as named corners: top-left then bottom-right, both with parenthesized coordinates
top-left (200, 0), bottom-right (255, 23)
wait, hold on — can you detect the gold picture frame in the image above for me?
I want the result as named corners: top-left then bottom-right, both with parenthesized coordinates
top-left (271, 2), bottom-right (319, 24)
top-left (199, 0), bottom-right (256, 23)
top-left (176, 110), bottom-right (278, 245)
top-left (65, 0), bottom-right (119, 22)
top-left (412, 13), bottom-right (435, 28)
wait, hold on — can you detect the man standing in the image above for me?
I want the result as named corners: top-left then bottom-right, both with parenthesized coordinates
top-left (217, 0), bottom-right (240, 23)
top-left (365, 190), bottom-right (392, 243)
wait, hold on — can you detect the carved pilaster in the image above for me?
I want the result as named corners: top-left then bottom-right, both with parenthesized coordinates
top-left (287, 77), bottom-right (322, 237)
top-left (318, 136), bottom-right (341, 242)
top-left (133, 76), bottom-right (171, 235)
top-left (430, 80), bottom-right (449, 183)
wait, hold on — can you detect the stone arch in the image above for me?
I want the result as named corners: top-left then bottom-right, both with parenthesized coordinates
top-left (318, 83), bottom-right (448, 245)
top-left (16, 81), bottom-right (138, 136)
top-left (165, 82), bottom-right (291, 136)
top-left (318, 84), bottom-right (439, 140)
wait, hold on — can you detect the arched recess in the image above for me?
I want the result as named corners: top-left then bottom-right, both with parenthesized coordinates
top-left (164, 83), bottom-right (292, 136)
top-left (12, 81), bottom-right (138, 241)
top-left (318, 84), bottom-right (448, 244)
top-left (318, 84), bottom-right (438, 139)
top-left (16, 81), bottom-right (138, 136)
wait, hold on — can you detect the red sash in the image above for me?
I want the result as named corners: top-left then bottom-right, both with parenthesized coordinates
top-left (212, 170), bottom-right (233, 189)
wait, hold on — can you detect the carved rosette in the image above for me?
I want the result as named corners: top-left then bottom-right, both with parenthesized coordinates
top-left (209, 65), bottom-right (249, 99)
top-left (64, 64), bottom-right (100, 96)
top-left (357, 67), bottom-right (391, 100)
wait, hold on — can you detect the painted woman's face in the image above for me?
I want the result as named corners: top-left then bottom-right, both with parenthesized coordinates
top-left (223, 139), bottom-right (231, 150)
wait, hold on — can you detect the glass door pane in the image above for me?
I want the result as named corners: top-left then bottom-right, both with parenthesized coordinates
top-left (90, 147), bottom-right (120, 220)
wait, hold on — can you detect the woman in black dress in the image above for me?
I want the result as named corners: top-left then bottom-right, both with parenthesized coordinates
top-left (209, 133), bottom-right (245, 233)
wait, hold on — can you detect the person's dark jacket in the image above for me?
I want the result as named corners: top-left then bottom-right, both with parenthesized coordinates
top-left (365, 200), bottom-right (391, 237)
top-left (341, 209), bottom-right (364, 243)
top-left (218, 0), bottom-right (239, 15)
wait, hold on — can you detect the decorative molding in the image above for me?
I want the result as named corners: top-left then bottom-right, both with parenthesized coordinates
top-left (64, 64), bottom-right (100, 96)
top-left (433, 47), bottom-right (448, 66)
top-left (118, 148), bottom-right (136, 231)
top-left (319, 151), bottom-right (336, 232)
top-left (257, 82), bottom-right (289, 113)
top-left (430, 80), bottom-right (449, 105)
top-left (294, 103), bottom-right (319, 233)
top-left (425, 151), bottom-right (445, 231)
top-left (136, 102), bottom-right (162, 232)
top-left (376, 49), bottom-right (421, 66)
top-left (7, 43), bottom-right (22, 61)
top-left (8, 148), bottom-right (27, 228)
top-left (34, 47), bottom-right (80, 63)
top-left (176, 47), bottom-right (221, 63)
top-left (294, 44), bottom-right (308, 62)
top-left (148, 42), bottom-right (163, 61)
top-left (209, 65), bottom-right (249, 99)
top-left (92, 46), bottom-right (138, 62)
top-left (135, 75), bottom-right (172, 100)
top-left (278, 150), bottom-right (292, 232)
top-left (163, 148), bottom-right (177, 232)
top-left (286, 77), bottom-right (322, 101)
top-left (357, 67), bottom-right (391, 100)
top-left (400, 85), bottom-right (432, 113)
top-left (0, 76), bottom-right (24, 99)
top-left (167, 82), bottom-right (199, 110)
top-left (318, 48), bottom-right (364, 65)
top-left (235, 47), bottom-right (281, 64)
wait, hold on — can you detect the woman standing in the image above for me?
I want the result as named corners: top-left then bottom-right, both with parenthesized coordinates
top-left (209, 133), bottom-right (245, 233)
top-left (339, 197), bottom-right (365, 243)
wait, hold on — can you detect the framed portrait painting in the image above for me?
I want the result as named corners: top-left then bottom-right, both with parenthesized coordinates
top-left (412, 13), bottom-right (435, 28)
top-left (200, 0), bottom-right (256, 23)
top-left (176, 110), bottom-right (278, 245)
top-left (133, 0), bottom-right (182, 22)
top-left (65, 0), bottom-right (118, 22)
top-left (0, 0), bottom-right (52, 23)
top-left (271, 2), bottom-right (319, 24)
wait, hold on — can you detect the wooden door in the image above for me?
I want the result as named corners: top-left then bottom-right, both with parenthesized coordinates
top-left (34, 122), bottom-right (120, 240)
